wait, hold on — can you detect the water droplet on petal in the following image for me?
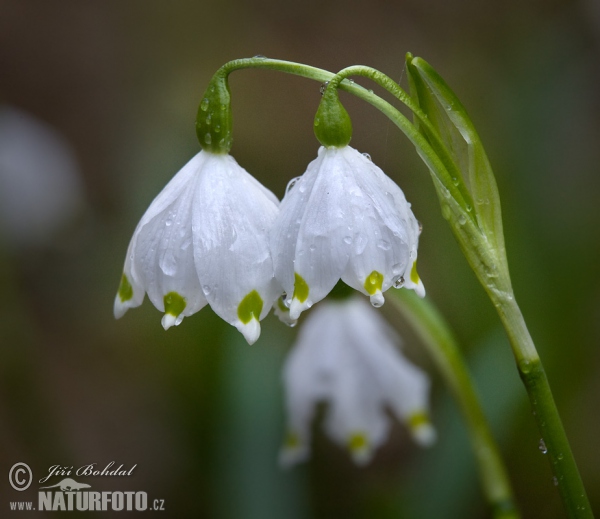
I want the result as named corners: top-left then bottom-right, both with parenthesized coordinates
top-left (285, 321), bottom-right (297, 328)
top-left (354, 233), bottom-right (368, 254)
top-left (362, 152), bottom-right (372, 161)
top-left (202, 285), bottom-right (212, 295)
top-left (370, 292), bottom-right (385, 308)
top-left (200, 98), bottom-right (210, 112)
top-left (343, 236), bottom-right (353, 245)
top-left (320, 81), bottom-right (330, 95)
top-left (253, 54), bottom-right (267, 59)
top-left (204, 133), bottom-right (212, 145)
top-left (539, 438), bottom-right (547, 454)
top-left (159, 250), bottom-right (177, 276)
top-left (285, 176), bottom-right (302, 195)
top-left (393, 276), bottom-right (405, 289)
top-left (309, 245), bottom-right (316, 252)
top-left (452, 177), bottom-right (459, 186)
top-left (175, 315), bottom-right (184, 326)
top-left (165, 219), bottom-right (172, 227)
top-left (458, 214), bottom-right (467, 225)
top-left (392, 263), bottom-right (403, 275)
top-left (377, 240), bottom-right (391, 251)
top-left (367, 89), bottom-right (374, 94)
top-left (418, 221), bottom-right (423, 234)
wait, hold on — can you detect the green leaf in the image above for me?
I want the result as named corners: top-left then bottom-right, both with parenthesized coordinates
top-left (406, 55), bottom-right (507, 275)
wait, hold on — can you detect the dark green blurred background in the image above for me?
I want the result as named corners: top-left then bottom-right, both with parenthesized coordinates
top-left (1, 0), bottom-right (599, 517)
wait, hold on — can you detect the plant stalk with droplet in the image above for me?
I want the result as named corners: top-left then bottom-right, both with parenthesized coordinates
top-left (200, 56), bottom-right (521, 517)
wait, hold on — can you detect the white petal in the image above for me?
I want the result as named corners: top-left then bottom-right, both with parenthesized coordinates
top-left (114, 240), bottom-right (145, 319)
top-left (161, 313), bottom-right (179, 330)
top-left (274, 147), bottom-right (359, 318)
top-left (272, 298), bottom-right (298, 328)
top-left (270, 149), bottom-right (325, 303)
top-left (192, 153), bottom-right (280, 339)
top-left (235, 318), bottom-right (261, 345)
top-left (127, 152), bottom-right (209, 324)
top-left (336, 147), bottom-right (418, 300)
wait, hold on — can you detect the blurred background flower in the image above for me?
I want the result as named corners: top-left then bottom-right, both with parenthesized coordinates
top-left (0, 0), bottom-right (598, 517)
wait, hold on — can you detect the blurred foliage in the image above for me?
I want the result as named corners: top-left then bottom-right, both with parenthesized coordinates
top-left (1, 0), bottom-right (599, 517)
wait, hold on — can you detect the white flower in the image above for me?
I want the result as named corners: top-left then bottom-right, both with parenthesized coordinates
top-left (114, 150), bottom-right (280, 344)
top-left (0, 105), bottom-right (84, 248)
top-left (271, 145), bottom-right (424, 321)
top-left (280, 296), bottom-right (435, 467)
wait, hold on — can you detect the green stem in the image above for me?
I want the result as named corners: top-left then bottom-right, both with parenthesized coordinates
top-left (493, 293), bottom-right (593, 518)
top-left (388, 289), bottom-right (519, 519)
top-left (215, 58), bottom-right (467, 215)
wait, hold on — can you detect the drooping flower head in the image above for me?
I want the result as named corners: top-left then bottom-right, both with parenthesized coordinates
top-left (114, 71), bottom-right (284, 343)
top-left (114, 150), bottom-right (280, 344)
top-left (280, 296), bottom-right (435, 466)
top-left (271, 145), bottom-right (424, 321)
top-left (271, 85), bottom-right (424, 321)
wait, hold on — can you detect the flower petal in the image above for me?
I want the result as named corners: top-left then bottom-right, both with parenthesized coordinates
top-left (128, 152), bottom-right (209, 325)
top-left (192, 153), bottom-right (280, 342)
top-left (115, 152), bottom-right (210, 324)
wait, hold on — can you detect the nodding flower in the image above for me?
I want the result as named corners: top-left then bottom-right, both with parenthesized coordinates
top-left (114, 150), bottom-right (280, 345)
top-left (280, 296), bottom-right (435, 467)
top-left (271, 145), bottom-right (424, 321)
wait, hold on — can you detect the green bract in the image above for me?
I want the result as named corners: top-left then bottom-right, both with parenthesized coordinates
top-left (195, 73), bottom-right (233, 154)
top-left (314, 86), bottom-right (353, 147)
top-left (405, 54), bottom-right (511, 300)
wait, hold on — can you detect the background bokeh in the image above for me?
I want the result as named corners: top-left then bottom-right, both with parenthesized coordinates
top-left (1, 0), bottom-right (599, 517)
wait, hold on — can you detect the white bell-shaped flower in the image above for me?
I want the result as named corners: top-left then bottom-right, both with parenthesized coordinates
top-left (114, 150), bottom-right (280, 344)
top-left (271, 145), bottom-right (424, 320)
top-left (280, 296), bottom-right (435, 466)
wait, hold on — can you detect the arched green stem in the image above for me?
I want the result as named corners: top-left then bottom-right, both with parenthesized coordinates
top-left (209, 58), bottom-right (468, 218)
top-left (387, 289), bottom-right (519, 519)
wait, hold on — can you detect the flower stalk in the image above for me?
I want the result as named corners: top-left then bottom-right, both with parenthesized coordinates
top-left (402, 55), bottom-right (592, 518)
top-left (388, 289), bottom-right (519, 519)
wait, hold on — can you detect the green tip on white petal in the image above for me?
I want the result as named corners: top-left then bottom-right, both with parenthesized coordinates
top-left (236, 318), bottom-right (261, 345)
top-left (279, 431), bottom-right (309, 468)
top-left (290, 273), bottom-right (311, 319)
top-left (348, 432), bottom-right (372, 466)
top-left (409, 261), bottom-right (426, 298)
top-left (407, 411), bottom-right (437, 447)
top-left (364, 271), bottom-right (385, 307)
top-left (236, 290), bottom-right (264, 344)
top-left (162, 292), bottom-right (187, 330)
top-left (114, 274), bottom-right (134, 319)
